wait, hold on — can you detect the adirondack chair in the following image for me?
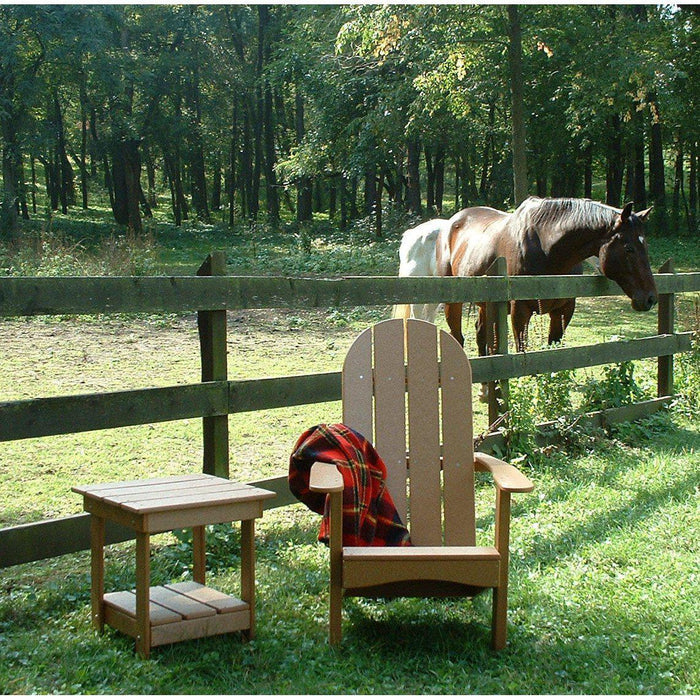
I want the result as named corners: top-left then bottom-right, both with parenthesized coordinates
top-left (309, 318), bottom-right (534, 649)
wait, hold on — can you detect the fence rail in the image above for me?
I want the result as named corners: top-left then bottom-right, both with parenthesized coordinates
top-left (1, 335), bottom-right (691, 443)
top-left (1, 272), bottom-right (698, 317)
top-left (1, 258), bottom-right (698, 568)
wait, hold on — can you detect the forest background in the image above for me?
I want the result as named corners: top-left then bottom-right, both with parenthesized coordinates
top-left (0, 4), bottom-right (698, 243)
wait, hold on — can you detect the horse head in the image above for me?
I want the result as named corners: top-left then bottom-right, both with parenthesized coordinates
top-left (598, 203), bottom-right (657, 312)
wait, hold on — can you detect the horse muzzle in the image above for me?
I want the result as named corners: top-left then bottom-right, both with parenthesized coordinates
top-left (631, 292), bottom-right (658, 312)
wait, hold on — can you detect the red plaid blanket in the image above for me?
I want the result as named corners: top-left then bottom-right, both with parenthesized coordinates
top-left (289, 423), bottom-right (411, 547)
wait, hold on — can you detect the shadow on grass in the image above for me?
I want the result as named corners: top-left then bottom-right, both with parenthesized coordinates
top-left (517, 427), bottom-right (698, 567)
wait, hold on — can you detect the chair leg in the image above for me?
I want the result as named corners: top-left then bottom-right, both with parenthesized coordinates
top-left (492, 490), bottom-right (512, 651)
top-left (328, 490), bottom-right (343, 645)
top-left (491, 585), bottom-right (507, 650)
top-left (329, 580), bottom-right (342, 646)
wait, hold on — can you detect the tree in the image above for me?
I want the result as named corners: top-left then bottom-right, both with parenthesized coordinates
top-left (507, 6), bottom-right (528, 205)
top-left (0, 6), bottom-right (47, 237)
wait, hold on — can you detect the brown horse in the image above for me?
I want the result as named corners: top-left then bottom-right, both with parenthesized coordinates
top-left (435, 197), bottom-right (657, 355)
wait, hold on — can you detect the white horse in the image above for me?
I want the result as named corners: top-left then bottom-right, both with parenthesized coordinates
top-left (392, 219), bottom-right (450, 321)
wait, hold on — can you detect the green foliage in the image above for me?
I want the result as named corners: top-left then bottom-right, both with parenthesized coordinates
top-left (503, 361), bottom-right (657, 469)
top-left (504, 370), bottom-right (592, 469)
top-left (580, 361), bottom-right (646, 412)
top-left (673, 333), bottom-right (700, 420)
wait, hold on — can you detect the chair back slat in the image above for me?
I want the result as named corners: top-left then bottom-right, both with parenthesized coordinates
top-left (372, 319), bottom-right (408, 521)
top-left (439, 330), bottom-right (476, 545)
top-left (342, 327), bottom-right (374, 443)
top-left (405, 320), bottom-right (443, 545)
top-left (341, 319), bottom-right (476, 547)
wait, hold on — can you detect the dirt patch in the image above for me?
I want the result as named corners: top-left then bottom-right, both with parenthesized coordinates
top-left (0, 309), bottom-right (382, 526)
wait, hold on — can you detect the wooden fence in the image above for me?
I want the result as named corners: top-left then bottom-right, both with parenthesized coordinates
top-left (1, 254), bottom-right (697, 568)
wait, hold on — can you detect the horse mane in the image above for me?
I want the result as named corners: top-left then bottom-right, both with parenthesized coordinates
top-left (512, 197), bottom-right (618, 234)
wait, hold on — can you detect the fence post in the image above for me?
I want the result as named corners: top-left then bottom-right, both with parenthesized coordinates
top-left (197, 251), bottom-right (229, 478)
top-left (486, 257), bottom-right (509, 424)
top-left (657, 258), bottom-right (675, 398)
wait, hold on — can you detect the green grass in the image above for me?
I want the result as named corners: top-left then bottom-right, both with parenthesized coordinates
top-left (1, 415), bottom-right (697, 694)
top-left (0, 213), bottom-right (698, 694)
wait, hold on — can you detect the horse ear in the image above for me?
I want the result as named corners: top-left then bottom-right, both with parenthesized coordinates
top-left (636, 206), bottom-right (653, 221)
top-left (620, 202), bottom-right (634, 222)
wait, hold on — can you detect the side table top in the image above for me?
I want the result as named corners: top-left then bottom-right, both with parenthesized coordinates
top-left (72, 474), bottom-right (275, 515)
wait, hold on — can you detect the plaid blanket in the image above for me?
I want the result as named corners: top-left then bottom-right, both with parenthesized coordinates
top-left (289, 423), bottom-right (411, 547)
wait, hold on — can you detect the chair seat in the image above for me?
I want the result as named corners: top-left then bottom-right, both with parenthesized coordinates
top-left (343, 545), bottom-right (501, 589)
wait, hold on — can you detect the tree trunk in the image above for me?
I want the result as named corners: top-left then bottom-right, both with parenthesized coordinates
top-left (454, 155), bottom-right (461, 210)
top-left (340, 175), bottom-right (348, 230)
top-left (1, 144), bottom-right (20, 238)
top-left (241, 104), bottom-right (255, 219)
top-left (364, 164), bottom-right (377, 216)
top-left (583, 144), bottom-right (593, 199)
top-left (507, 5), bottom-right (528, 206)
top-left (251, 88), bottom-right (262, 220)
top-left (53, 91), bottom-right (75, 214)
top-left (350, 176), bottom-right (359, 219)
top-left (228, 103), bottom-right (237, 227)
top-left (164, 154), bottom-right (181, 227)
top-left (606, 114), bottom-right (623, 206)
top-left (144, 145), bottom-right (157, 208)
top-left (648, 94), bottom-right (666, 225)
top-left (632, 106), bottom-right (647, 208)
top-left (479, 100), bottom-right (495, 199)
top-left (123, 140), bottom-right (143, 234)
top-left (406, 137), bottom-right (422, 214)
top-left (295, 91), bottom-right (312, 222)
top-left (329, 175), bottom-right (337, 219)
top-left (425, 146), bottom-right (435, 211)
top-left (434, 142), bottom-right (445, 214)
top-left (18, 156), bottom-right (28, 220)
top-left (190, 141), bottom-right (210, 222)
top-left (162, 145), bottom-right (188, 226)
top-left (263, 85), bottom-right (279, 222)
top-left (375, 171), bottom-right (383, 239)
top-left (672, 137), bottom-right (683, 229)
top-left (30, 156), bottom-right (37, 214)
top-left (1, 129), bottom-right (27, 234)
top-left (689, 140), bottom-right (697, 234)
top-left (188, 66), bottom-right (210, 222)
top-left (211, 159), bottom-right (222, 212)
top-left (89, 109), bottom-right (114, 210)
top-left (111, 139), bottom-right (143, 234)
top-left (111, 143), bottom-right (129, 226)
top-left (44, 157), bottom-right (60, 212)
top-left (79, 83), bottom-right (89, 209)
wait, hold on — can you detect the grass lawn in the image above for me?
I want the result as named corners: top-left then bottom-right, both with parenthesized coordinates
top-left (1, 415), bottom-right (697, 694)
top-left (0, 211), bottom-right (698, 694)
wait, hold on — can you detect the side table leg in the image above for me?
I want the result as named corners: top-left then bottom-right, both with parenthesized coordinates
top-left (90, 515), bottom-right (105, 632)
top-left (240, 519), bottom-right (255, 641)
top-left (193, 525), bottom-right (206, 584)
top-left (135, 532), bottom-right (151, 659)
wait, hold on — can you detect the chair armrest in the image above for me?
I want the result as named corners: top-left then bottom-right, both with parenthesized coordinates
top-left (309, 461), bottom-right (344, 493)
top-left (474, 452), bottom-right (534, 493)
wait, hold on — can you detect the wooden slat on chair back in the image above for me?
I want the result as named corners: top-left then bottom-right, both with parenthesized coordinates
top-left (342, 319), bottom-right (476, 546)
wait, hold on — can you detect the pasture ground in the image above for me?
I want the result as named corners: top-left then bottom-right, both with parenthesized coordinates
top-left (0, 216), bottom-right (698, 694)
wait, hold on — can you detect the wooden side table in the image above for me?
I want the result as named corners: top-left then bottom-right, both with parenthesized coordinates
top-left (73, 474), bottom-right (275, 658)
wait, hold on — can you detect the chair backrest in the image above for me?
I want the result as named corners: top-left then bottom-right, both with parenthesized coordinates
top-left (342, 318), bottom-right (476, 546)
